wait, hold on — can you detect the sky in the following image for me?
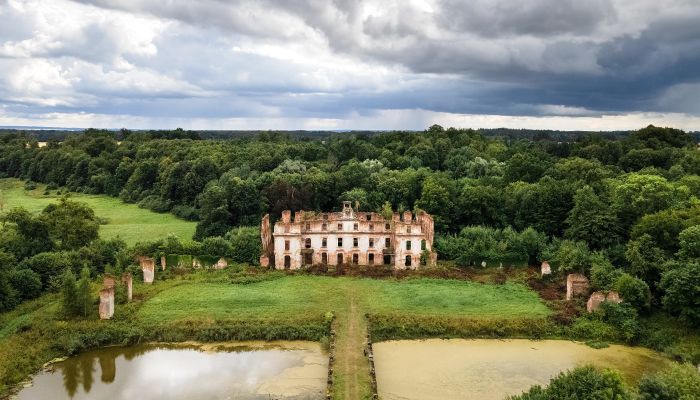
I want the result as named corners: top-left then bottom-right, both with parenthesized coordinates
top-left (0, 0), bottom-right (699, 131)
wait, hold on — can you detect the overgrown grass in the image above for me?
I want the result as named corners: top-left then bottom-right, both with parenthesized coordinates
top-left (137, 276), bottom-right (551, 323)
top-left (0, 178), bottom-right (196, 245)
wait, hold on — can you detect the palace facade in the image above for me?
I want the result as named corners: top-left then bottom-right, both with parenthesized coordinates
top-left (260, 202), bottom-right (436, 270)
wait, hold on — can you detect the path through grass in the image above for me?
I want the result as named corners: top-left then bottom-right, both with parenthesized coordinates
top-left (137, 275), bottom-right (549, 400)
top-left (0, 179), bottom-right (196, 245)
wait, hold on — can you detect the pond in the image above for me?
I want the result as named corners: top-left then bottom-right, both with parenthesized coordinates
top-left (17, 341), bottom-right (327, 400)
top-left (373, 339), bottom-right (670, 400)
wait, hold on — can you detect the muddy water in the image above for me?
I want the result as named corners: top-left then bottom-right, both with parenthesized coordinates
top-left (17, 341), bottom-right (327, 400)
top-left (374, 339), bottom-right (670, 400)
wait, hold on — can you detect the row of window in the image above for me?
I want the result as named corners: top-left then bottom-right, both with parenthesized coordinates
top-left (306, 222), bottom-right (395, 232)
top-left (286, 253), bottom-right (415, 268)
top-left (285, 238), bottom-right (425, 250)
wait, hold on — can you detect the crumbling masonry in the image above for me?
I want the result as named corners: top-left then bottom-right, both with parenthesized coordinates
top-left (260, 201), bottom-right (437, 270)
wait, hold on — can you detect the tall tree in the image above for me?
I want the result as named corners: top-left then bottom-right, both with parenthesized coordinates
top-left (565, 186), bottom-right (622, 250)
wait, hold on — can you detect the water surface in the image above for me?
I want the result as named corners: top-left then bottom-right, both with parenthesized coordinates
top-left (374, 339), bottom-right (670, 400)
top-left (18, 341), bottom-right (327, 400)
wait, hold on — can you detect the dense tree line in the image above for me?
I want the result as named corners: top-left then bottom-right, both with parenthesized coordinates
top-left (2, 124), bottom-right (700, 325)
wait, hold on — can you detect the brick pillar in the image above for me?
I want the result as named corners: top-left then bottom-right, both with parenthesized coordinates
top-left (121, 272), bottom-right (132, 302)
top-left (99, 287), bottom-right (114, 319)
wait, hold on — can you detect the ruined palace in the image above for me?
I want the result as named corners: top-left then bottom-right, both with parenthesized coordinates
top-left (260, 201), bottom-right (436, 270)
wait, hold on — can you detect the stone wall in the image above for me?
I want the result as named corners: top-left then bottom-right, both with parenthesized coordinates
top-left (566, 273), bottom-right (590, 300)
top-left (99, 287), bottom-right (114, 319)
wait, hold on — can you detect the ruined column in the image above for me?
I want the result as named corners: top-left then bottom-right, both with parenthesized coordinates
top-left (586, 291), bottom-right (606, 312)
top-left (121, 273), bottom-right (132, 302)
top-left (160, 256), bottom-right (167, 271)
top-left (139, 257), bottom-right (155, 284)
top-left (566, 273), bottom-right (590, 300)
top-left (99, 287), bottom-right (114, 319)
top-left (215, 257), bottom-right (228, 270)
top-left (540, 261), bottom-right (551, 277)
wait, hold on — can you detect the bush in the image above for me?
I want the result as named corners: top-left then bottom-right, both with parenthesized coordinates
top-left (171, 205), bottom-right (199, 221)
top-left (200, 237), bottom-right (234, 258)
top-left (600, 302), bottom-right (640, 343)
top-left (638, 363), bottom-right (700, 400)
top-left (9, 268), bottom-right (42, 301)
top-left (137, 195), bottom-right (172, 212)
top-left (24, 181), bottom-right (37, 190)
top-left (225, 227), bottom-right (261, 265)
top-left (614, 273), bottom-right (651, 311)
top-left (590, 256), bottom-right (624, 291)
top-left (509, 365), bottom-right (632, 400)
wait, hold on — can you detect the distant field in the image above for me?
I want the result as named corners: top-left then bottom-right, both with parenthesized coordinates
top-left (137, 276), bottom-right (551, 323)
top-left (0, 179), bottom-right (196, 245)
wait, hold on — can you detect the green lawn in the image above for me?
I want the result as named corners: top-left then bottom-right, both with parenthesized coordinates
top-left (137, 276), bottom-right (551, 323)
top-left (0, 179), bottom-right (196, 245)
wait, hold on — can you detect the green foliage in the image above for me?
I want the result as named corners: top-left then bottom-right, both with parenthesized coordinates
top-left (625, 234), bottom-right (667, 287)
top-left (565, 186), bottom-right (622, 249)
top-left (590, 256), bottom-right (623, 291)
top-left (509, 365), bottom-right (631, 400)
top-left (599, 302), bottom-right (640, 343)
top-left (614, 273), bottom-right (651, 311)
top-left (676, 225), bottom-right (700, 260)
top-left (435, 226), bottom-right (545, 266)
top-left (548, 240), bottom-right (591, 274)
top-left (8, 269), bottom-right (42, 301)
top-left (200, 236), bottom-right (233, 258)
top-left (61, 269), bottom-right (79, 317)
top-left (41, 196), bottom-right (99, 250)
top-left (639, 363), bottom-right (700, 400)
top-left (660, 262), bottom-right (700, 326)
top-left (76, 267), bottom-right (91, 318)
top-left (224, 226), bottom-right (261, 265)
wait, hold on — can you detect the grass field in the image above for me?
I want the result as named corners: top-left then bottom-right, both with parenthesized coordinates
top-left (0, 179), bottom-right (196, 245)
top-left (137, 276), bottom-right (550, 323)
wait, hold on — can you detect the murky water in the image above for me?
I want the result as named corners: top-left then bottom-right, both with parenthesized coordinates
top-left (17, 341), bottom-right (327, 400)
top-left (374, 339), bottom-right (670, 400)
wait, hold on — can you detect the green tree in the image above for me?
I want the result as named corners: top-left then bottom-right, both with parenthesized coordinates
top-left (9, 269), bottom-right (42, 301)
top-left (61, 268), bottom-right (79, 317)
top-left (41, 197), bottom-right (99, 250)
top-left (660, 262), bottom-right (700, 326)
top-left (76, 267), bottom-right (91, 317)
top-left (565, 186), bottom-right (622, 249)
top-left (614, 273), bottom-right (651, 311)
top-left (625, 234), bottom-right (667, 287)
top-left (677, 225), bottom-right (700, 260)
top-left (416, 176), bottom-right (454, 231)
top-left (225, 227), bottom-right (261, 265)
top-left (639, 363), bottom-right (700, 400)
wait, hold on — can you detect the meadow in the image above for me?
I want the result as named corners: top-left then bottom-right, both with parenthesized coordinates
top-left (0, 179), bottom-right (196, 245)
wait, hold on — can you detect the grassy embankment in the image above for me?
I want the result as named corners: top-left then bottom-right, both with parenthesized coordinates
top-left (0, 271), bottom-right (550, 399)
top-left (0, 178), bottom-right (196, 245)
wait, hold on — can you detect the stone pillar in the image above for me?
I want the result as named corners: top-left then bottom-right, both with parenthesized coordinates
top-left (606, 291), bottom-right (622, 304)
top-left (214, 257), bottom-right (228, 270)
top-left (403, 210), bottom-right (413, 222)
top-left (99, 287), bottom-right (114, 319)
top-left (566, 273), bottom-right (590, 300)
top-left (121, 273), bottom-right (132, 302)
top-left (103, 273), bottom-right (116, 289)
top-left (540, 261), bottom-right (551, 277)
top-left (586, 291), bottom-right (606, 312)
top-left (282, 210), bottom-right (291, 223)
top-left (139, 256), bottom-right (155, 284)
top-left (160, 256), bottom-right (167, 271)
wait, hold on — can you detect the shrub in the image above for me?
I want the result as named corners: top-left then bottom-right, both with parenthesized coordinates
top-left (508, 365), bottom-right (632, 400)
top-left (61, 268), bottom-right (79, 317)
top-left (590, 256), bottom-right (624, 291)
top-left (23, 181), bottom-right (37, 190)
top-left (614, 273), bottom-right (651, 311)
top-left (225, 227), bottom-right (261, 265)
top-left (9, 268), bottom-right (42, 301)
top-left (171, 205), bottom-right (199, 221)
top-left (137, 195), bottom-right (171, 212)
top-left (600, 302), bottom-right (640, 343)
top-left (638, 363), bottom-right (700, 400)
top-left (200, 237), bottom-right (233, 258)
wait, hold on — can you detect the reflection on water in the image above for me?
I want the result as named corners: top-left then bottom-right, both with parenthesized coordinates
top-left (18, 341), bottom-right (327, 400)
top-left (374, 339), bottom-right (671, 400)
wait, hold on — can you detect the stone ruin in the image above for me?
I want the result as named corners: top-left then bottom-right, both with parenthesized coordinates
top-left (214, 257), bottom-right (228, 270)
top-left (587, 291), bottom-right (622, 313)
top-left (540, 261), bottom-right (551, 277)
top-left (160, 255), bottom-right (167, 271)
top-left (99, 287), bottom-right (114, 320)
top-left (566, 273), bottom-right (590, 300)
top-left (121, 272), bottom-right (132, 302)
top-left (139, 256), bottom-right (155, 284)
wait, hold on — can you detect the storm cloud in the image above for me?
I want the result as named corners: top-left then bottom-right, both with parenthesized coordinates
top-left (0, 0), bottom-right (699, 129)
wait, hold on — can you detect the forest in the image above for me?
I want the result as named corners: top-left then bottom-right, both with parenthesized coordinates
top-left (0, 124), bottom-right (699, 329)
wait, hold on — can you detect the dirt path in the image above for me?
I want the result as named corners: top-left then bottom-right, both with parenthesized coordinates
top-left (333, 286), bottom-right (371, 400)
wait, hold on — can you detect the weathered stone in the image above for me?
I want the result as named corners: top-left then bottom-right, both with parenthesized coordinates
top-left (121, 272), bottom-right (132, 302)
top-left (587, 291), bottom-right (606, 312)
top-left (566, 273), bottom-right (589, 300)
top-left (260, 214), bottom-right (273, 267)
top-left (141, 259), bottom-right (154, 284)
top-left (606, 291), bottom-right (622, 304)
top-left (214, 257), bottom-right (228, 270)
top-left (99, 287), bottom-right (114, 319)
top-left (587, 290), bottom-right (623, 312)
top-left (102, 273), bottom-right (117, 290)
top-left (160, 255), bottom-right (167, 271)
top-left (481, 261), bottom-right (487, 268)
top-left (540, 261), bottom-right (551, 276)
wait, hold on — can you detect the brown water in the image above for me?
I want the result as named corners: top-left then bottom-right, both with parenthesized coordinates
top-left (374, 339), bottom-right (670, 400)
top-left (17, 341), bottom-right (327, 400)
